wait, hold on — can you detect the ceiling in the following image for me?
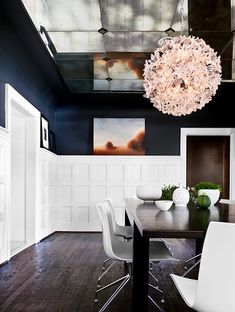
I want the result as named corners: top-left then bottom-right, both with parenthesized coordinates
top-left (22, 0), bottom-right (234, 93)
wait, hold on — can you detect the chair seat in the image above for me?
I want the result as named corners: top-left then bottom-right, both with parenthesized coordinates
top-left (112, 239), bottom-right (133, 261)
top-left (115, 225), bottom-right (133, 239)
top-left (170, 274), bottom-right (198, 308)
top-left (149, 241), bottom-right (178, 262)
top-left (112, 239), bottom-right (177, 263)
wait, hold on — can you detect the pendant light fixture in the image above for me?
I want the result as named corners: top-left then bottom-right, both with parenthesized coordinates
top-left (143, 0), bottom-right (222, 116)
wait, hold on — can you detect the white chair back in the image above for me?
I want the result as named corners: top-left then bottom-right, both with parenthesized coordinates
top-left (96, 201), bottom-right (119, 259)
top-left (194, 221), bottom-right (235, 312)
top-left (104, 198), bottom-right (119, 234)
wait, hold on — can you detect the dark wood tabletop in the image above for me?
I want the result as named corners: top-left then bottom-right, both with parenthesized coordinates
top-left (126, 199), bottom-right (235, 239)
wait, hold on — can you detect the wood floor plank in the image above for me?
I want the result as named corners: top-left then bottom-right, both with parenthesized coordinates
top-left (0, 233), bottom-right (196, 312)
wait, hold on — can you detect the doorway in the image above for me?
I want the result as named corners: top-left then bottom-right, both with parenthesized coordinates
top-left (10, 105), bottom-right (27, 252)
top-left (187, 136), bottom-right (230, 198)
top-left (5, 84), bottom-right (40, 257)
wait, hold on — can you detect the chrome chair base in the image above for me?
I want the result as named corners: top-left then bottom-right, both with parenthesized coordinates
top-left (184, 253), bottom-right (201, 276)
top-left (95, 263), bottom-right (165, 312)
top-left (97, 260), bottom-right (117, 288)
top-left (183, 259), bottom-right (201, 277)
top-left (102, 258), bottom-right (111, 270)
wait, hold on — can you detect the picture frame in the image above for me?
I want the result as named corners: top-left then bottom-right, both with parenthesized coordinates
top-left (41, 116), bottom-right (49, 149)
top-left (93, 118), bottom-right (145, 155)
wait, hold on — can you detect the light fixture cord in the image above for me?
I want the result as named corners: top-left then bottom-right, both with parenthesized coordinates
top-left (180, 0), bottom-right (184, 35)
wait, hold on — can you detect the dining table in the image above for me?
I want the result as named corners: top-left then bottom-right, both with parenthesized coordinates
top-left (125, 198), bottom-right (235, 311)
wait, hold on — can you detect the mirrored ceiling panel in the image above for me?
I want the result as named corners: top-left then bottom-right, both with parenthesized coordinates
top-left (22, 0), bottom-right (188, 92)
top-left (22, 0), bottom-right (234, 92)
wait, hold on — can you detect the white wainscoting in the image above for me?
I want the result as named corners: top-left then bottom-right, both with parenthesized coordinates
top-left (0, 127), bottom-right (10, 263)
top-left (55, 156), bottom-right (183, 231)
top-left (38, 148), bottom-right (58, 240)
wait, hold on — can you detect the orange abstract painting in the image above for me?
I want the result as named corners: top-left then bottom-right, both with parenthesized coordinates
top-left (93, 118), bottom-right (145, 155)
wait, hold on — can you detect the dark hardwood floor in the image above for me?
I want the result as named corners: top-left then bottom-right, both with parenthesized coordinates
top-left (0, 233), bottom-right (197, 312)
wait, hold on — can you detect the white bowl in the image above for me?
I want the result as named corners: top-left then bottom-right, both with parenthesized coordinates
top-left (155, 200), bottom-right (173, 211)
top-left (198, 189), bottom-right (220, 206)
top-left (136, 185), bottom-right (162, 202)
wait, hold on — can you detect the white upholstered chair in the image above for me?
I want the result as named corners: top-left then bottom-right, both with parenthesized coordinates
top-left (96, 201), bottom-right (178, 312)
top-left (171, 221), bottom-right (235, 312)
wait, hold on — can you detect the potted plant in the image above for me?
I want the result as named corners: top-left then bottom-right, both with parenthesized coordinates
top-left (192, 181), bottom-right (222, 206)
top-left (161, 184), bottom-right (177, 200)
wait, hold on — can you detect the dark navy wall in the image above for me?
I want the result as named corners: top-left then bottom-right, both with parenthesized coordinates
top-left (0, 0), bottom-right (68, 135)
top-left (55, 83), bottom-right (235, 155)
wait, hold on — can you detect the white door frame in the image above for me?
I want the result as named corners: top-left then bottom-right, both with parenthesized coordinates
top-left (181, 128), bottom-right (235, 200)
top-left (5, 84), bottom-right (41, 258)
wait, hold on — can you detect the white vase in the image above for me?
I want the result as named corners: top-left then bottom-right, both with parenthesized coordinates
top-left (136, 185), bottom-right (162, 202)
top-left (173, 186), bottom-right (190, 207)
top-left (198, 189), bottom-right (220, 206)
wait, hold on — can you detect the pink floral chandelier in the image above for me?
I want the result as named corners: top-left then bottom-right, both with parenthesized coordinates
top-left (143, 3), bottom-right (222, 116)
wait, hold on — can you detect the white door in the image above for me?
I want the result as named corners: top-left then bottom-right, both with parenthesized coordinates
top-left (5, 84), bottom-right (41, 259)
top-left (10, 106), bottom-right (27, 253)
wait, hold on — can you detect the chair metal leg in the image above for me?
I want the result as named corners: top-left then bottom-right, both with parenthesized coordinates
top-left (95, 275), bottom-right (129, 300)
top-left (148, 294), bottom-right (166, 312)
top-left (149, 270), bottom-right (159, 283)
top-left (183, 259), bottom-right (201, 277)
top-left (148, 270), bottom-right (165, 303)
top-left (148, 283), bottom-right (164, 303)
top-left (102, 258), bottom-right (111, 270)
top-left (97, 260), bottom-right (117, 288)
top-left (160, 238), bottom-right (174, 256)
top-left (160, 238), bottom-right (171, 249)
top-left (98, 274), bottom-right (131, 312)
top-left (185, 253), bottom-right (202, 263)
top-left (184, 253), bottom-right (201, 268)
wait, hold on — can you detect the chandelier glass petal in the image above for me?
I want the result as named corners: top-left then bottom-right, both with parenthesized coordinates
top-left (143, 36), bottom-right (222, 116)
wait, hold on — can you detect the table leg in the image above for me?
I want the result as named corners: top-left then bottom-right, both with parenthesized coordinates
top-left (196, 238), bottom-right (204, 254)
top-left (132, 222), bottom-right (149, 312)
top-left (125, 210), bottom-right (131, 226)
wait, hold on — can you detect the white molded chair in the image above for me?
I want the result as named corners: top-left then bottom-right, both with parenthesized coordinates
top-left (219, 198), bottom-right (235, 204)
top-left (97, 198), bottom-right (133, 287)
top-left (171, 221), bottom-right (235, 312)
top-left (96, 201), bottom-right (178, 312)
top-left (183, 198), bottom-right (235, 274)
top-left (105, 198), bottom-right (132, 239)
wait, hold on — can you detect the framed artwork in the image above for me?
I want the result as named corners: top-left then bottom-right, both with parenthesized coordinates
top-left (41, 116), bottom-right (49, 149)
top-left (93, 118), bottom-right (145, 155)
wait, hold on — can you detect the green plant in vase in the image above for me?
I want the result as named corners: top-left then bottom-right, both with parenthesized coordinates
top-left (194, 181), bottom-right (222, 197)
top-left (161, 184), bottom-right (177, 200)
top-left (191, 181), bottom-right (222, 207)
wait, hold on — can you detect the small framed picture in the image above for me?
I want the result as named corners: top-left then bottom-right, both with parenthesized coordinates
top-left (41, 116), bottom-right (49, 149)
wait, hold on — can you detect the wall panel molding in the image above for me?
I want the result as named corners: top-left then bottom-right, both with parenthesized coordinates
top-left (56, 156), bottom-right (182, 231)
top-left (38, 148), bottom-right (58, 240)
